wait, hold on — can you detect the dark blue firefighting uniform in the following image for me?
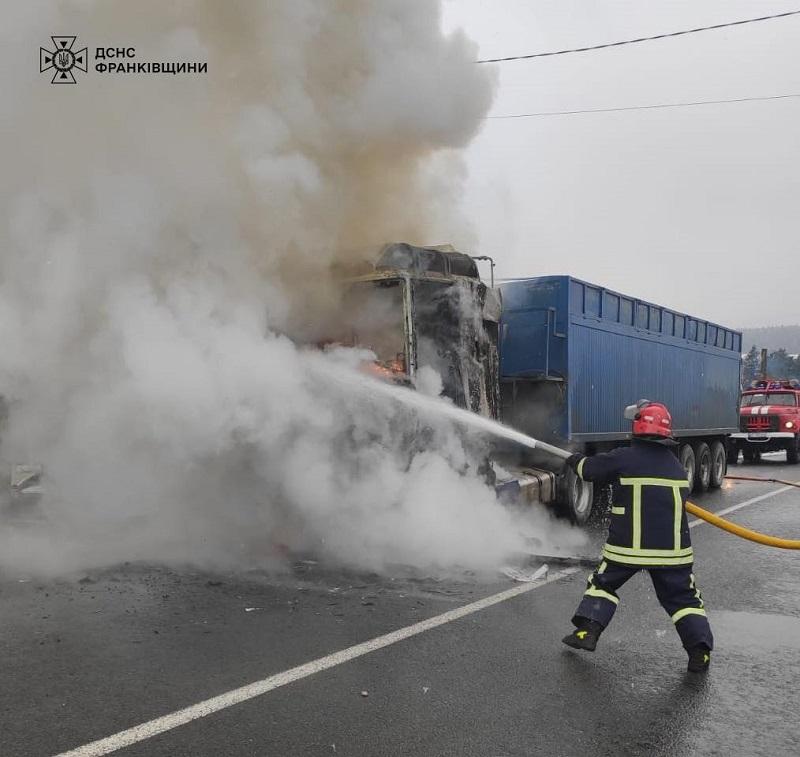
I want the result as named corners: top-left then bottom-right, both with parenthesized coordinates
top-left (572, 439), bottom-right (713, 651)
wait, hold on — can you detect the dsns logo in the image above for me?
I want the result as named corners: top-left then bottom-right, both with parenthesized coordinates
top-left (40, 36), bottom-right (87, 83)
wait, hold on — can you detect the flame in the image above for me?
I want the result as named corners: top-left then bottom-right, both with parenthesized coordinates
top-left (360, 353), bottom-right (407, 383)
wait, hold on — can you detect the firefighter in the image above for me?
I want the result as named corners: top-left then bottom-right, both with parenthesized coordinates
top-left (561, 400), bottom-right (714, 673)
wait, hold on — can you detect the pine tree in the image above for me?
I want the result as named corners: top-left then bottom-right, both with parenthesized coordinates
top-left (790, 354), bottom-right (800, 381)
top-left (767, 349), bottom-right (794, 378)
top-left (742, 345), bottom-right (759, 386)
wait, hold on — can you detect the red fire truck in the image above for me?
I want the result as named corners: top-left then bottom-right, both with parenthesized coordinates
top-left (731, 379), bottom-right (800, 464)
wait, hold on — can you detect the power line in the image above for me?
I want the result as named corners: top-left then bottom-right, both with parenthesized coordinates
top-left (476, 9), bottom-right (800, 63)
top-left (486, 93), bottom-right (800, 119)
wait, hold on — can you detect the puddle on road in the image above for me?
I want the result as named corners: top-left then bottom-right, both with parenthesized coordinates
top-left (712, 610), bottom-right (800, 651)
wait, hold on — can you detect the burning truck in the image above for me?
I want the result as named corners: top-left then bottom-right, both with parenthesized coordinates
top-left (333, 242), bottom-right (743, 525)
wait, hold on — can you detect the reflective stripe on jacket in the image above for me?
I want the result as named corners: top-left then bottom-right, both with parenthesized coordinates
top-left (576, 440), bottom-right (693, 567)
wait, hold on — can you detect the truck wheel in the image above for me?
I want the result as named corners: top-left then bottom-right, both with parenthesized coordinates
top-left (787, 437), bottom-right (799, 465)
top-left (693, 442), bottom-right (711, 493)
top-left (679, 444), bottom-right (696, 490)
top-left (726, 443), bottom-right (739, 466)
top-left (560, 468), bottom-right (594, 525)
top-left (709, 440), bottom-right (727, 488)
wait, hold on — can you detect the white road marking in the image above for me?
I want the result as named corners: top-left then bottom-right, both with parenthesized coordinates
top-left (56, 480), bottom-right (798, 757)
top-left (688, 484), bottom-right (796, 529)
top-left (54, 566), bottom-right (579, 757)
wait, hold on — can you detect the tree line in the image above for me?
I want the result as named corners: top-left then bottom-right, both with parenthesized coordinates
top-left (742, 346), bottom-right (800, 386)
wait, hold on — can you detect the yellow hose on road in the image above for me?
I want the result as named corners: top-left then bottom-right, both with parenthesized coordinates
top-left (686, 501), bottom-right (800, 549)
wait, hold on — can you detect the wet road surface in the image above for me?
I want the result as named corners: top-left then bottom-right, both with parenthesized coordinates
top-left (2, 459), bottom-right (799, 756)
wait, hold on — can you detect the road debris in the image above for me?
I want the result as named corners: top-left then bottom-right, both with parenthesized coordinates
top-left (501, 565), bottom-right (549, 583)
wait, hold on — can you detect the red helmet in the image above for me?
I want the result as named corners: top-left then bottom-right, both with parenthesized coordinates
top-left (625, 400), bottom-right (673, 438)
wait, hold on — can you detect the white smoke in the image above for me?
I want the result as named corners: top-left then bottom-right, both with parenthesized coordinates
top-left (0, 1), bottom-right (583, 575)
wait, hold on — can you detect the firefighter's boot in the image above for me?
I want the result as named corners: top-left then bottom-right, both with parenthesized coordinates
top-left (561, 620), bottom-right (603, 652)
top-left (687, 645), bottom-right (711, 673)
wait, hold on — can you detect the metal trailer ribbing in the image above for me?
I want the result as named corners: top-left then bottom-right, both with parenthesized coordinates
top-left (498, 276), bottom-right (742, 519)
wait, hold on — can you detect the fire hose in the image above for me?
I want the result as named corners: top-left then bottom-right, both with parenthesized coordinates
top-left (527, 437), bottom-right (800, 550)
top-left (684, 500), bottom-right (800, 549)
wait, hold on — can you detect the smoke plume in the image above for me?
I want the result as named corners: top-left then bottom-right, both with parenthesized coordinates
top-left (0, 1), bottom-right (582, 575)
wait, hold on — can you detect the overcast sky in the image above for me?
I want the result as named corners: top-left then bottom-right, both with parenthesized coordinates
top-left (441, 1), bottom-right (800, 328)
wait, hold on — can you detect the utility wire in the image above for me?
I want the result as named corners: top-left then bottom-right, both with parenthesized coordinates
top-left (486, 93), bottom-right (800, 119)
top-left (476, 9), bottom-right (800, 63)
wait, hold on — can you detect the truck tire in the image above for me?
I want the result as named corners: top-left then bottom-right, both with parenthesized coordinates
top-left (693, 442), bottom-right (712, 493)
top-left (679, 444), bottom-right (696, 490)
top-left (787, 436), bottom-right (799, 465)
top-left (726, 443), bottom-right (739, 466)
top-left (709, 440), bottom-right (727, 488)
top-left (560, 468), bottom-right (594, 526)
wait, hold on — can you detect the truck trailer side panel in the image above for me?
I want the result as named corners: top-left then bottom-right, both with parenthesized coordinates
top-left (500, 276), bottom-right (741, 445)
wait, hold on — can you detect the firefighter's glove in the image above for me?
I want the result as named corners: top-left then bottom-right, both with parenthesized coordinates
top-left (564, 453), bottom-right (585, 473)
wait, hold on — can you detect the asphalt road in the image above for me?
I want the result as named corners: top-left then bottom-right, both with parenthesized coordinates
top-left (2, 458), bottom-right (799, 757)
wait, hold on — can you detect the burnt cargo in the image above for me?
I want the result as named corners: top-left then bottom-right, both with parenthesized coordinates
top-left (499, 276), bottom-right (742, 446)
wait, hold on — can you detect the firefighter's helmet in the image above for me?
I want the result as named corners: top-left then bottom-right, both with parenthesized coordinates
top-left (624, 399), bottom-right (673, 438)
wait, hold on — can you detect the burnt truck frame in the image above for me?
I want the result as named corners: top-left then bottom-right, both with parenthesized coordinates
top-left (336, 243), bottom-right (559, 507)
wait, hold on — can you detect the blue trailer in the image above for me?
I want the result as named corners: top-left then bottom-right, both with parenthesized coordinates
top-left (499, 276), bottom-right (742, 521)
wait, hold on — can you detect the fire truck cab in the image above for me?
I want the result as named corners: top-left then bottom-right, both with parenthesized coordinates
top-left (731, 379), bottom-right (800, 464)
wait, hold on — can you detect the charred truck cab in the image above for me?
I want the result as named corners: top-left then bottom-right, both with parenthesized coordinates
top-left (731, 379), bottom-right (800, 464)
top-left (338, 243), bottom-right (501, 418)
